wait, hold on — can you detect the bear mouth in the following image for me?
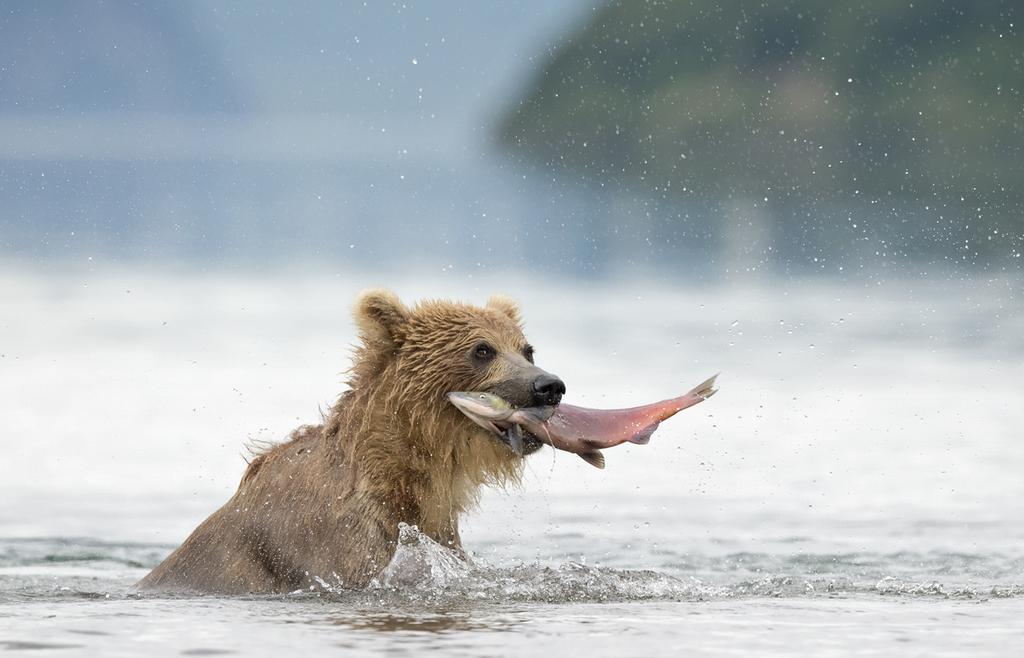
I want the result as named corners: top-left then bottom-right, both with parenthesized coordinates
top-left (467, 413), bottom-right (546, 457)
top-left (490, 420), bottom-right (545, 456)
top-left (446, 391), bottom-right (554, 457)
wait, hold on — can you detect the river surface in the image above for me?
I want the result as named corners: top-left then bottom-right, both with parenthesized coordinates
top-left (1, 266), bottom-right (1022, 656)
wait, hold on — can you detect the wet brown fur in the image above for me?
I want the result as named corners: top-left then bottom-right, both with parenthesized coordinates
top-left (137, 290), bottom-right (540, 594)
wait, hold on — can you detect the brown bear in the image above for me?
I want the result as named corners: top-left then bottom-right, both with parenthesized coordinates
top-left (137, 289), bottom-right (564, 594)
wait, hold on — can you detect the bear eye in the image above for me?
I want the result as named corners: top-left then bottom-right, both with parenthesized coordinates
top-left (472, 342), bottom-right (496, 362)
top-left (522, 344), bottom-right (535, 363)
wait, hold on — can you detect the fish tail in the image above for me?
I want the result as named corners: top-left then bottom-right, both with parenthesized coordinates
top-left (688, 373), bottom-right (719, 400)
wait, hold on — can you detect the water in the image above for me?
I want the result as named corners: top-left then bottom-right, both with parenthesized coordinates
top-left (2, 266), bottom-right (1023, 655)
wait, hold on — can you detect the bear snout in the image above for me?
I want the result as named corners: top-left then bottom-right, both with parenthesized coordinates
top-left (532, 373), bottom-right (566, 406)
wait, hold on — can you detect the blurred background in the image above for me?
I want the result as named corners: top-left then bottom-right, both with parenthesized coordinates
top-left (1, 0), bottom-right (1020, 275)
top-left (1, 1), bottom-right (1022, 559)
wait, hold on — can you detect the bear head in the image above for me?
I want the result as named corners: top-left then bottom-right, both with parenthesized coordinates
top-left (350, 288), bottom-right (565, 460)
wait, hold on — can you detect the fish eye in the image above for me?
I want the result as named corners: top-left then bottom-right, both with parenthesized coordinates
top-left (522, 344), bottom-right (535, 363)
top-left (472, 342), bottom-right (496, 362)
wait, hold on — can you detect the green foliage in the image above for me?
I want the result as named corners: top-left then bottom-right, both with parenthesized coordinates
top-left (499, 0), bottom-right (1022, 243)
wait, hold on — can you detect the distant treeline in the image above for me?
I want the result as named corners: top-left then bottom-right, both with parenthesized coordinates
top-left (498, 0), bottom-right (1022, 258)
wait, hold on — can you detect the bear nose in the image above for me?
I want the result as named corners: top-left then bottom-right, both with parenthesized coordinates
top-left (532, 373), bottom-right (566, 406)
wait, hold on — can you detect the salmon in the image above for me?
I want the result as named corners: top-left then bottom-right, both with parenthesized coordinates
top-left (447, 374), bottom-right (718, 469)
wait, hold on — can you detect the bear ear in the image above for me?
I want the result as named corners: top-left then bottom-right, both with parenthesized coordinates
top-left (355, 288), bottom-right (409, 347)
top-left (487, 294), bottom-right (521, 325)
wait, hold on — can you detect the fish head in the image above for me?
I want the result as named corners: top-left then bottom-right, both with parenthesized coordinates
top-left (445, 391), bottom-right (513, 433)
top-left (446, 391), bottom-right (558, 456)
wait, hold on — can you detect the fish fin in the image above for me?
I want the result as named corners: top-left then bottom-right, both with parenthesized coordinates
top-left (578, 450), bottom-right (605, 469)
top-left (689, 373), bottom-right (719, 400)
top-left (628, 422), bottom-right (659, 445)
top-left (505, 425), bottom-right (525, 456)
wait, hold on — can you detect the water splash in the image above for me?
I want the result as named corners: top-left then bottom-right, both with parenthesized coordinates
top-left (290, 524), bottom-right (702, 603)
top-left (356, 527), bottom-right (1024, 603)
top-left (364, 525), bottom-right (710, 603)
top-left (373, 523), bottom-right (472, 590)
top-left (2, 535), bottom-right (1022, 604)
